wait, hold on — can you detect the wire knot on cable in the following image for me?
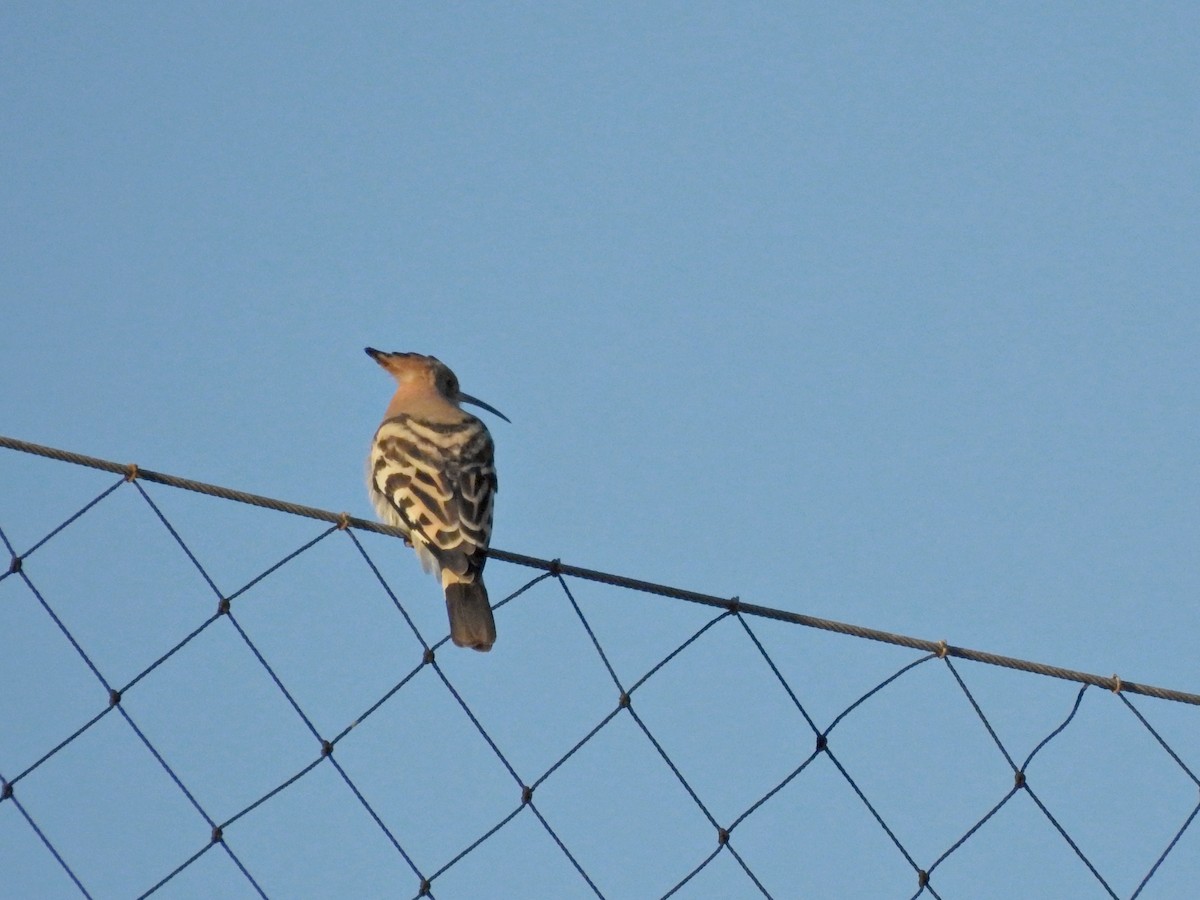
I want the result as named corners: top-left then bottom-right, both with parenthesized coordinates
top-left (321, 740), bottom-right (334, 758)
top-left (6, 555), bottom-right (19, 575)
top-left (1014, 770), bottom-right (1026, 787)
top-left (1, 780), bottom-right (11, 800)
top-left (423, 647), bottom-right (436, 665)
top-left (108, 689), bottom-right (122, 707)
top-left (124, 463), bottom-right (139, 482)
top-left (211, 826), bottom-right (223, 844)
top-left (336, 512), bottom-right (351, 530)
top-left (936, 639), bottom-right (949, 659)
top-left (418, 878), bottom-right (432, 896)
top-left (217, 597), bottom-right (231, 615)
top-left (918, 869), bottom-right (929, 887)
top-left (717, 827), bottom-right (730, 845)
top-left (1111, 674), bottom-right (1122, 694)
top-left (549, 558), bottom-right (562, 576)
top-left (727, 596), bottom-right (741, 613)
top-left (521, 785), bottom-right (533, 805)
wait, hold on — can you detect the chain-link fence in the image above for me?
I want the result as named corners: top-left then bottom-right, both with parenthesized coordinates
top-left (2, 435), bottom-right (1197, 899)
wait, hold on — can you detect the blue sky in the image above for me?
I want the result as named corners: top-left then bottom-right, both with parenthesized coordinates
top-left (2, 5), bottom-right (1198, 898)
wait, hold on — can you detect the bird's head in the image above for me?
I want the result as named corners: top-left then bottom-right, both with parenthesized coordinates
top-left (365, 347), bottom-right (510, 422)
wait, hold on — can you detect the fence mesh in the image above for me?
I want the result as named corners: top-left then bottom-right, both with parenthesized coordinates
top-left (1, 435), bottom-right (1197, 899)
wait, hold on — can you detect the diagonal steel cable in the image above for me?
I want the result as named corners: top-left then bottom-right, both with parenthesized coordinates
top-left (3, 528), bottom-right (268, 897)
top-left (332, 539), bottom-right (605, 897)
top-left (3, 434), bottom-right (1196, 706)
top-left (0, 770), bottom-right (94, 900)
top-left (120, 485), bottom-right (433, 896)
top-left (553, 575), bottom-right (774, 897)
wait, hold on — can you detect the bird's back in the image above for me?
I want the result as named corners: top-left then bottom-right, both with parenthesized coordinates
top-left (367, 410), bottom-right (497, 581)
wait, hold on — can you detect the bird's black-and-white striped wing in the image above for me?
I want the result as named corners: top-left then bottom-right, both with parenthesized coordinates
top-left (368, 413), bottom-right (496, 581)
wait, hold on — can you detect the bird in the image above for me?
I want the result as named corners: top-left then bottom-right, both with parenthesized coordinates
top-left (365, 347), bottom-right (508, 651)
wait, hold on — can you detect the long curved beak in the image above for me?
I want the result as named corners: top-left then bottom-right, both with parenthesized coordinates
top-left (459, 392), bottom-right (511, 423)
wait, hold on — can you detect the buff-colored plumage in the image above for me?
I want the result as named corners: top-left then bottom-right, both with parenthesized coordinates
top-left (365, 347), bottom-right (505, 651)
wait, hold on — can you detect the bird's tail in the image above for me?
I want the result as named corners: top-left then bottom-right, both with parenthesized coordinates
top-left (443, 580), bottom-right (496, 652)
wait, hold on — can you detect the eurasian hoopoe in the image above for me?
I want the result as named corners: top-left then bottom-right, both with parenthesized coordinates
top-left (365, 347), bottom-right (508, 651)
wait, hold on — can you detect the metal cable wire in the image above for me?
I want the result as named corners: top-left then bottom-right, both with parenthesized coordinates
top-left (2, 434), bottom-right (1199, 899)
top-left (3, 434), bottom-right (1196, 707)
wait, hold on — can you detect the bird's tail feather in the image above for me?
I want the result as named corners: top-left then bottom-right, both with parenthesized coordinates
top-left (444, 581), bottom-right (496, 652)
